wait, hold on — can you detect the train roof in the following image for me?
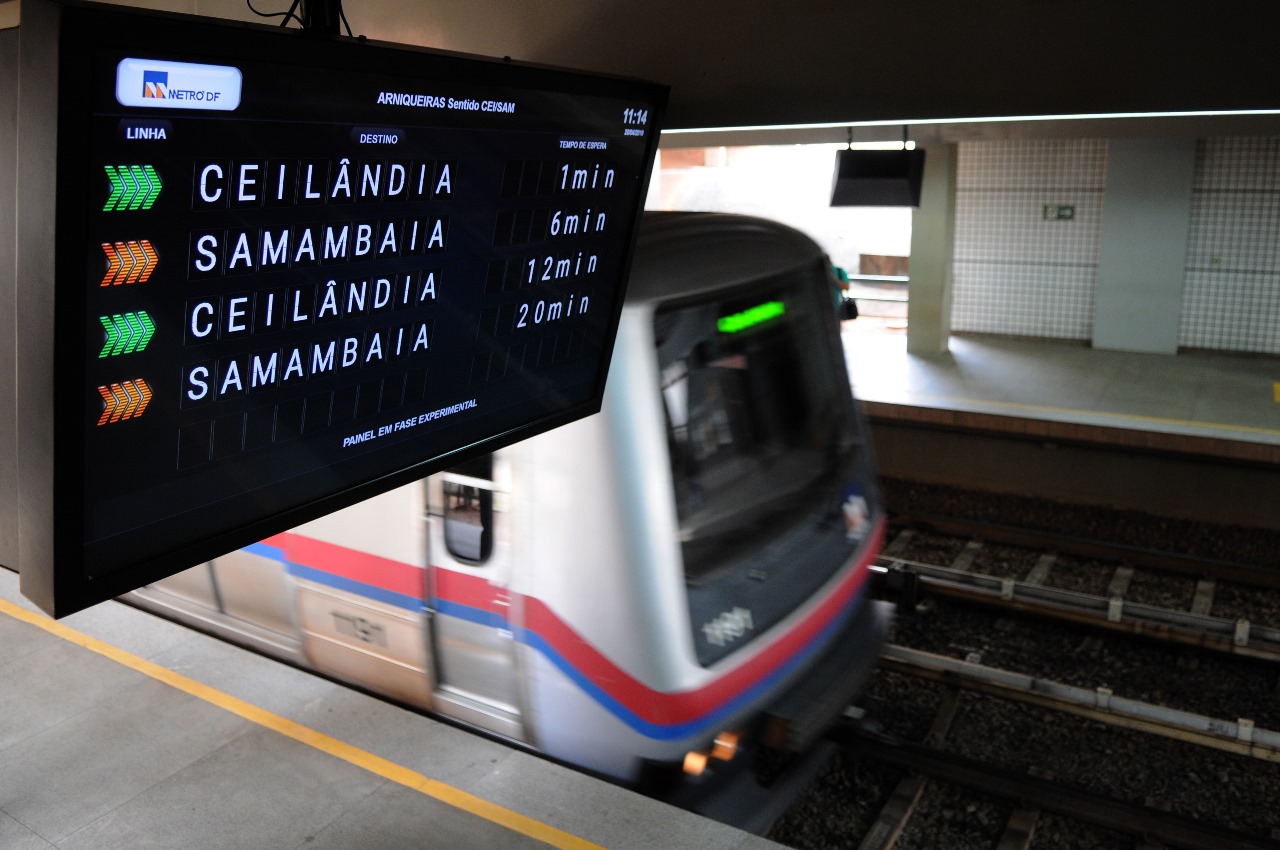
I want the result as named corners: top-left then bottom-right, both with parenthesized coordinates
top-left (626, 212), bottom-right (828, 307)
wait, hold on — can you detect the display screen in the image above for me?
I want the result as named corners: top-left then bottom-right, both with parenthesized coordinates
top-left (33, 2), bottom-right (663, 609)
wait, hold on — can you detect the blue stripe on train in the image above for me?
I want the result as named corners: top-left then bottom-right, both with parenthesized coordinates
top-left (284, 561), bottom-right (424, 612)
top-left (435, 593), bottom-right (860, 740)
top-left (243, 541), bottom-right (422, 611)
top-left (243, 540), bottom-right (863, 740)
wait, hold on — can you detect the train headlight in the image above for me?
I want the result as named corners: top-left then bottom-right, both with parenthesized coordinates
top-left (683, 729), bottom-right (742, 776)
top-left (682, 750), bottom-right (709, 777)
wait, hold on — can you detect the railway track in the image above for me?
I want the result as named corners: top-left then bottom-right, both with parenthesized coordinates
top-left (768, 525), bottom-right (1280, 849)
top-left (769, 647), bottom-right (1280, 848)
top-left (874, 527), bottom-right (1280, 663)
top-left (887, 512), bottom-right (1280, 589)
top-left (838, 694), bottom-right (1278, 850)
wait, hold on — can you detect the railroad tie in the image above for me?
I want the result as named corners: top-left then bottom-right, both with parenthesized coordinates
top-left (995, 808), bottom-right (1040, 850)
top-left (1105, 565), bottom-right (1134, 599)
top-left (856, 689), bottom-right (961, 850)
top-left (950, 539), bottom-right (983, 572)
top-left (1023, 553), bottom-right (1055, 586)
top-left (924, 688), bottom-right (961, 747)
top-left (882, 529), bottom-right (916, 558)
top-left (855, 773), bottom-right (927, 850)
top-left (1190, 579), bottom-right (1216, 617)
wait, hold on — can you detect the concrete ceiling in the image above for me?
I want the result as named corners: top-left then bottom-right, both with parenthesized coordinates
top-left (42, 0), bottom-right (1280, 140)
top-left (337, 0), bottom-right (1280, 137)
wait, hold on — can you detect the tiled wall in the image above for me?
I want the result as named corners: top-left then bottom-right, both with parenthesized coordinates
top-left (950, 140), bottom-right (1109, 340)
top-left (1179, 137), bottom-right (1280, 354)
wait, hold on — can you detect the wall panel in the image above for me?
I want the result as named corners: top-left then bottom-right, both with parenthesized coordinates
top-left (950, 140), bottom-right (1107, 340)
top-left (1180, 138), bottom-right (1280, 354)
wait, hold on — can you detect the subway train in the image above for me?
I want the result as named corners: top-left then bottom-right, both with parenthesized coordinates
top-left (129, 211), bottom-right (890, 784)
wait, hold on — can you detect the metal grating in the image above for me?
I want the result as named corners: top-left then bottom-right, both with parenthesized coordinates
top-left (1180, 137), bottom-right (1280, 354)
top-left (950, 140), bottom-right (1108, 340)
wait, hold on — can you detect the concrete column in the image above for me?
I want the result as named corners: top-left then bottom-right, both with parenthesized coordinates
top-left (1092, 138), bottom-right (1196, 354)
top-left (906, 143), bottom-right (957, 355)
top-left (1, 27), bottom-right (17, 568)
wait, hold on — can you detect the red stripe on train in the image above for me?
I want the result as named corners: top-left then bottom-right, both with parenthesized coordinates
top-left (433, 519), bottom-right (883, 725)
top-left (264, 518), bottom-right (884, 726)
top-left (263, 532), bottom-right (425, 599)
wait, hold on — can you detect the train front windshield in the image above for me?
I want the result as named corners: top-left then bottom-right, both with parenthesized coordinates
top-left (655, 260), bottom-right (873, 587)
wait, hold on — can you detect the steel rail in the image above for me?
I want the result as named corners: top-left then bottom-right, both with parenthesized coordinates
top-left (854, 689), bottom-right (960, 850)
top-left (842, 727), bottom-right (1278, 850)
top-left (890, 511), bottom-right (1280, 589)
top-left (875, 555), bottom-right (1280, 662)
top-left (880, 644), bottom-right (1280, 763)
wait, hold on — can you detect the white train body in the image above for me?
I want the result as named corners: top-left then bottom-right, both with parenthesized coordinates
top-left (133, 212), bottom-right (888, 782)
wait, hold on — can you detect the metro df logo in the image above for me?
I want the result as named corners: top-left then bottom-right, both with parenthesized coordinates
top-left (142, 71), bottom-right (168, 99)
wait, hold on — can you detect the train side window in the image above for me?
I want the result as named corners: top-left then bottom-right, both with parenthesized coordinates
top-left (443, 454), bottom-right (494, 564)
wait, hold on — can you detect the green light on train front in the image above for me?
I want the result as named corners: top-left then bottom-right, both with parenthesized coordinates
top-left (717, 300), bottom-right (786, 334)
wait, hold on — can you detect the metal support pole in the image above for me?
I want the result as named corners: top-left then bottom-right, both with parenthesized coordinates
top-left (300, 0), bottom-right (342, 34)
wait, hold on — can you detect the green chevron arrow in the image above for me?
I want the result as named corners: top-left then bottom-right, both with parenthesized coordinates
top-left (139, 165), bottom-right (162, 209)
top-left (111, 314), bottom-right (130, 355)
top-left (103, 165), bottom-right (162, 211)
top-left (122, 311), bottom-right (144, 354)
top-left (125, 165), bottom-right (145, 210)
top-left (103, 166), bottom-right (125, 211)
top-left (99, 315), bottom-right (120, 358)
top-left (99, 311), bottom-right (155, 356)
top-left (136, 311), bottom-right (156, 349)
top-left (118, 165), bottom-right (139, 210)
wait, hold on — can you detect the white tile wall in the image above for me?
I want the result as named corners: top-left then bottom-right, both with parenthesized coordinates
top-left (1180, 138), bottom-right (1280, 354)
top-left (950, 140), bottom-right (1108, 340)
top-left (951, 264), bottom-right (1097, 338)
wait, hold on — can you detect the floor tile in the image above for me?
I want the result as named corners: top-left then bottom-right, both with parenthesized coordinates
top-left (0, 639), bottom-right (146, 751)
top-left (0, 610), bottom-right (60, 670)
top-left (59, 599), bottom-right (202, 661)
top-left (290, 685), bottom-right (523, 790)
top-left (0, 677), bottom-right (251, 843)
top-left (473, 750), bottom-right (758, 850)
top-left (297, 781), bottom-right (544, 850)
top-left (57, 727), bottom-right (384, 850)
top-left (0, 812), bottom-right (54, 850)
top-left (149, 632), bottom-right (339, 718)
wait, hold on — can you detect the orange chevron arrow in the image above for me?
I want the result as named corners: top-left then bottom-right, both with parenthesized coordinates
top-left (135, 379), bottom-right (153, 414)
top-left (124, 241), bottom-right (144, 284)
top-left (101, 243), bottom-right (122, 287)
top-left (100, 240), bottom-right (158, 286)
top-left (96, 378), bottom-right (153, 425)
top-left (96, 384), bottom-right (118, 425)
top-left (112, 243), bottom-right (129, 285)
top-left (138, 240), bottom-right (158, 282)
top-left (122, 380), bottom-right (142, 418)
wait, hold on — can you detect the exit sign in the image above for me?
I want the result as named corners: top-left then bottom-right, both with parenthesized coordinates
top-left (1043, 204), bottom-right (1075, 221)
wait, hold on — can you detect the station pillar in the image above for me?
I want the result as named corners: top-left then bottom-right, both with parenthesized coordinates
top-left (1, 25), bottom-right (18, 567)
top-left (906, 143), bottom-right (957, 355)
top-left (1092, 138), bottom-right (1197, 355)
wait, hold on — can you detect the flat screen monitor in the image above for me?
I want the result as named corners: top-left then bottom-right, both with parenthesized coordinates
top-left (10, 0), bottom-right (666, 616)
top-left (830, 148), bottom-right (925, 207)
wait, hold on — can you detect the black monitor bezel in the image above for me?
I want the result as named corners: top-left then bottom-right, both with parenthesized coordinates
top-left (18, 0), bottom-right (665, 616)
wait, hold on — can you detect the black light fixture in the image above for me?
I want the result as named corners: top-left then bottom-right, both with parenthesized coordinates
top-left (830, 127), bottom-right (926, 207)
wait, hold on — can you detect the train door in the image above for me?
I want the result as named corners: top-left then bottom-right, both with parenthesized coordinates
top-left (427, 454), bottom-right (525, 741)
top-left (133, 552), bottom-right (304, 664)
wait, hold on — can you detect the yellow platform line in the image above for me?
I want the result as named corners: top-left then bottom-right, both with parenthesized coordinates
top-left (0, 598), bottom-right (602, 850)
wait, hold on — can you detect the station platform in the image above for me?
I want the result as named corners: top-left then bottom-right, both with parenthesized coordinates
top-left (0, 568), bottom-right (781, 850)
top-left (842, 328), bottom-right (1280, 530)
top-left (842, 328), bottom-right (1280, 462)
